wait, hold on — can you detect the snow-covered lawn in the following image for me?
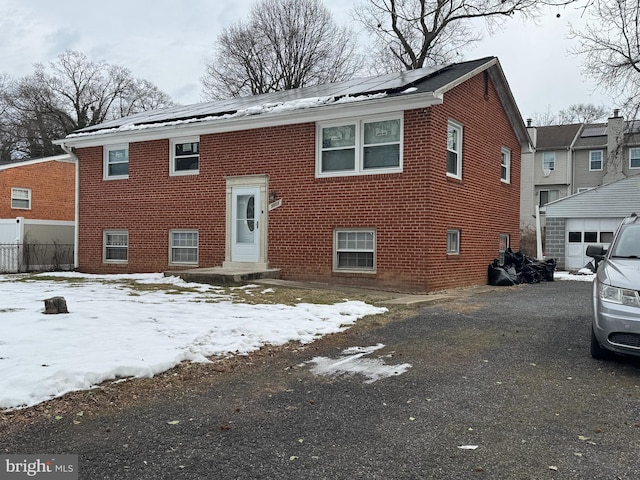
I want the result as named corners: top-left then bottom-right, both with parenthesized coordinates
top-left (0, 270), bottom-right (593, 411)
top-left (0, 272), bottom-right (386, 411)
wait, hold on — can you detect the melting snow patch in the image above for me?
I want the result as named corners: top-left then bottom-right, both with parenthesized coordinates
top-left (307, 343), bottom-right (412, 383)
top-left (555, 271), bottom-right (596, 282)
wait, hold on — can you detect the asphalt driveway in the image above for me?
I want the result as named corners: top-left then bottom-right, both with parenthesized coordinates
top-left (3, 279), bottom-right (640, 479)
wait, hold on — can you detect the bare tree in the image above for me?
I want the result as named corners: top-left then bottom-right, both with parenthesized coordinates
top-left (529, 105), bottom-right (559, 126)
top-left (355, 0), bottom-right (578, 72)
top-left (45, 50), bottom-right (174, 130)
top-left (0, 74), bottom-right (17, 163)
top-left (570, 0), bottom-right (640, 116)
top-left (558, 103), bottom-right (608, 124)
top-left (202, 0), bottom-right (365, 99)
top-left (2, 50), bottom-right (174, 159)
top-left (531, 103), bottom-right (608, 126)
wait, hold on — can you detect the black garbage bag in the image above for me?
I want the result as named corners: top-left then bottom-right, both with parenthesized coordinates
top-left (488, 260), bottom-right (516, 286)
top-left (487, 251), bottom-right (556, 286)
top-left (540, 258), bottom-right (556, 281)
top-left (519, 264), bottom-right (542, 284)
top-left (504, 248), bottom-right (525, 271)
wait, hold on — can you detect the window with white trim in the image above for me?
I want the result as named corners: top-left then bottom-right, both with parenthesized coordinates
top-left (104, 144), bottom-right (129, 179)
top-left (539, 189), bottom-right (559, 207)
top-left (589, 150), bottom-right (603, 171)
top-left (447, 230), bottom-right (460, 255)
top-left (543, 152), bottom-right (555, 171)
top-left (630, 147), bottom-right (640, 169)
top-left (499, 233), bottom-right (510, 264)
top-left (104, 230), bottom-right (128, 263)
top-left (318, 115), bottom-right (402, 177)
top-left (501, 147), bottom-right (511, 183)
top-left (171, 137), bottom-right (200, 175)
top-left (11, 187), bottom-right (31, 209)
top-left (334, 229), bottom-right (376, 272)
top-left (447, 121), bottom-right (463, 178)
top-left (170, 230), bottom-right (199, 264)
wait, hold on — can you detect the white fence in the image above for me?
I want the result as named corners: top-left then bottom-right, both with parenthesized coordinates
top-left (0, 243), bottom-right (20, 273)
top-left (0, 218), bottom-right (75, 273)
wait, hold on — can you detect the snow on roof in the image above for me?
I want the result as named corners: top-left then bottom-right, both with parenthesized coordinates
top-left (58, 57), bottom-right (523, 146)
top-left (66, 93), bottom-right (387, 139)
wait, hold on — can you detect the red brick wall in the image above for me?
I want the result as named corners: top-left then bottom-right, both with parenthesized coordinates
top-left (76, 70), bottom-right (521, 292)
top-left (0, 160), bottom-right (75, 221)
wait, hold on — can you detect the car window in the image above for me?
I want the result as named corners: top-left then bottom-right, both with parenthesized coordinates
top-left (611, 225), bottom-right (640, 257)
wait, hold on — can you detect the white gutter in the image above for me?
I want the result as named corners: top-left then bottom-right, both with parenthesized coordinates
top-left (58, 144), bottom-right (79, 270)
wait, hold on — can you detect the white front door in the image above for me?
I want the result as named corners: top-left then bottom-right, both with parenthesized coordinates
top-left (231, 186), bottom-right (261, 263)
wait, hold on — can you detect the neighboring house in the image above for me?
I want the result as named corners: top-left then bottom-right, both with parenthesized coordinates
top-left (545, 175), bottom-right (640, 270)
top-left (523, 110), bottom-right (640, 266)
top-left (572, 113), bottom-right (640, 189)
top-left (0, 155), bottom-right (76, 272)
top-left (520, 122), bottom-right (582, 232)
top-left (55, 57), bottom-right (529, 293)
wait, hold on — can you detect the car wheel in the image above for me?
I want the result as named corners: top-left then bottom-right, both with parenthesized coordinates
top-left (591, 326), bottom-right (611, 360)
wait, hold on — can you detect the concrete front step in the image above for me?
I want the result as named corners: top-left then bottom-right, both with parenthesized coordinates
top-left (165, 267), bottom-right (281, 286)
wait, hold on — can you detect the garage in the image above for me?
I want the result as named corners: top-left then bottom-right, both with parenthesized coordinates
top-left (544, 175), bottom-right (640, 271)
top-left (564, 218), bottom-right (622, 270)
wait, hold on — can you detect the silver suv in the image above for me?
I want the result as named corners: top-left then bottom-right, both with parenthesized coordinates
top-left (587, 213), bottom-right (640, 360)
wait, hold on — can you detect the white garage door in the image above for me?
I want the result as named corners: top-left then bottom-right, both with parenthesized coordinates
top-left (565, 218), bottom-right (623, 270)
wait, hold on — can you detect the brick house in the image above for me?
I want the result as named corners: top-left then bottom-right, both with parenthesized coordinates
top-left (56, 57), bottom-right (529, 292)
top-left (0, 155), bottom-right (76, 272)
top-left (0, 155), bottom-right (75, 221)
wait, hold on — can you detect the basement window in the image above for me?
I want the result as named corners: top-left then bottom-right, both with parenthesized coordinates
top-left (104, 230), bottom-right (128, 263)
top-left (447, 230), bottom-right (460, 255)
top-left (334, 229), bottom-right (376, 272)
top-left (170, 230), bottom-right (199, 264)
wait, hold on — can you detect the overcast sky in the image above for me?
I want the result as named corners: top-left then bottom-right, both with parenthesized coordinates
top-left (0, 0), bottom-right (613, 122)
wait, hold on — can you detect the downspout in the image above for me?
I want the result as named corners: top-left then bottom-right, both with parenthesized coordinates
top-left (568, 124), bottom-right (583, 194)
top-left (60, 143), bottom-right (79, 270)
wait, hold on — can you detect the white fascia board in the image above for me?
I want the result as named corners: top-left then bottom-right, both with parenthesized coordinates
top-left (21, 219), bottom-right (76, 226)
top-left (54, 92), bottom-right (443, 149)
